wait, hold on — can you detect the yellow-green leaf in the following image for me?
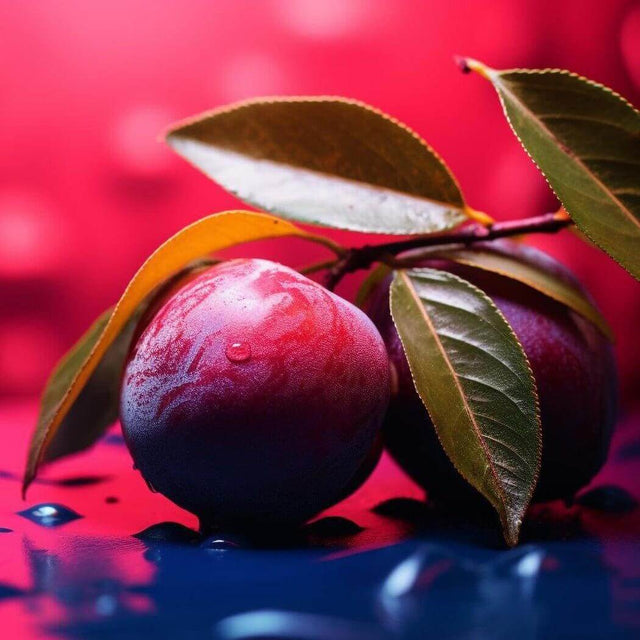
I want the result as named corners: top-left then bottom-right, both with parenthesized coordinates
top-left (390, 268), bottom-right (541, 546)
top-left (166, 97), bottom-right (471, 235)
top-left (465, 58), bottom-right (640, 280)
top-left (429, 241), bottom-right (613, 339)
top-left (24, 211), bottom-right (326, 495)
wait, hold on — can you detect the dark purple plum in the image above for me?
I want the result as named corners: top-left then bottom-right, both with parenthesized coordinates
top-left (367, 241), bottom-right (617, 506)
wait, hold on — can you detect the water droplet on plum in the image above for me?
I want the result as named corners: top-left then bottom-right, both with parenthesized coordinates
top-left (225, 341), bottom-right (252, 363)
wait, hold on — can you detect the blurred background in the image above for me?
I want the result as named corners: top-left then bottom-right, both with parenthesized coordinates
top-left (0, 0), bottom-right (639, 411)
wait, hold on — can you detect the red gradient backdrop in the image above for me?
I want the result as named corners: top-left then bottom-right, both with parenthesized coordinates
top-left (1, 0), bottom-right (639, 412)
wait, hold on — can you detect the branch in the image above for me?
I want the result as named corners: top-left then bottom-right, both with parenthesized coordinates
top-left (324, 210), bottom-right (572, 290)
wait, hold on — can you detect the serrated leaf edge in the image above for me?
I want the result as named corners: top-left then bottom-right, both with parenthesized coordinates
top-left (430, 249), bottom-right (614, 341)
top-left (165, 95), bottom-right (468, 212)
top-left (390, 268), bottom-right (542, 545)
top-left (469, 60), bottom-right (640, 281)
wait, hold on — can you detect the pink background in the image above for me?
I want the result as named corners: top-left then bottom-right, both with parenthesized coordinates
top-left (1, 0), bottom-right (639, 412)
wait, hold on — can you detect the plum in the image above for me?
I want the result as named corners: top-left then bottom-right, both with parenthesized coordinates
top-left (367, 241), bottom-right (617, 505)
top-left (120, 258), bottom-right (390, 529)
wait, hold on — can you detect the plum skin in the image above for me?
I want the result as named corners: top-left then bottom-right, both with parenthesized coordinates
top-left (367, 241), bottom-right (617, 505)
top-left (120, 258), bottom-right (390, 529)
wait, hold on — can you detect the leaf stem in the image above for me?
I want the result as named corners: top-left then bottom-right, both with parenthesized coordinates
top-left (324, 210), bottom-right (572, 290)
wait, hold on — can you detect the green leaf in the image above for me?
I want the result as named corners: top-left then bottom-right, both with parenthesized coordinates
top-left (24, 211), bottom-right (325, 495)
top-left (41, 307), bottom-right (133, 464)
top-left (41, 260), bottom-right (217, 467)
top-left (464, 58), bottom-right (640, 280)
top-left (390, 268), bottom-right (541, 546)
top-left (166, 97), bottom-right (472, 235)
top-left (428, 241), bottom-right (613, 339)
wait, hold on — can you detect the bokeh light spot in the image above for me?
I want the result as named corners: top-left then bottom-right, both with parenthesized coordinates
top-left (621, 7), bottom-right (640, 89)
top-left (0, 191), bottom-right (64, 279)
top-left (110, 105), bottom-right (175, 176)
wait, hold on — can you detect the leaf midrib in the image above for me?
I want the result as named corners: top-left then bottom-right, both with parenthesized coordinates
top-left (171, 136), bottom-right (468, 213)
top-left (398, 270), bottom-right (507, 511)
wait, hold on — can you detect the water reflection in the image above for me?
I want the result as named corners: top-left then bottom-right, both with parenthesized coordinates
top-left (215, 609), bottom-right (386, 639)
top-left (20, 537), bottom-right (152, 625)
top-left (377, 541), bottom-right (624, 639)
top-left (0, 530), bottom-right (637, 639)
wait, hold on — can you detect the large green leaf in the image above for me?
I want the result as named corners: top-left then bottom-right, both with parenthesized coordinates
top-left (390, 268), bottom-right (541, 545)
top-left (428, 241), bottom-right (613, 339)
top-left (24, 211), bottom-right (327, 495)
top-left (166, 97), bottom-right (472, 234)
top-left (465, 59), bottom-right (640, 280)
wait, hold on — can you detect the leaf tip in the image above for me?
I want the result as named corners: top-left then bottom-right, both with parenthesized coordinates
top-left (456, 57), bottom-right (495, 81)
top-left (497, 507), bottom-right (524, 547)
top-left (157, 128), bottom-right (172, 145)
top-left (163, 127), bottom-right (179, 147)
top-left (504, 518), bottom-right (522, 547)
top-left (21, 471), bottom-right (32, 500)
top-left (504, 520), bottom-right (520, 548)
top-left (454, 55), bottom-right (472, 74)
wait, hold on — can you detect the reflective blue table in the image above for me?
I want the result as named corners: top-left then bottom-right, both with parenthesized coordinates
top-left (1, 401), bottom-right (639, 639)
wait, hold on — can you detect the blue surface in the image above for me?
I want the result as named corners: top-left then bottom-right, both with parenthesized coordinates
top-left (1, 402), bottom-right (640, 639)
top-left (6, 531), bottom-right (640, 639)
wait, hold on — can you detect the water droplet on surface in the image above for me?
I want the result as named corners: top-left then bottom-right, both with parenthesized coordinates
top-left (17, 503), bottom-right (82, 527)
top-left (225, 341), bottom-right (251, 363)
top-left (200, 535), bottom-right (243, 552)
top-left (576, 485), bottom-right (638, 513)
top-left (47, 474), bottom-right (109, 487)
top-left (134, 522), bottom-right (201, 545)
top-left (0, 583), bottom-right (24, 600)
top-left (304, 516), bottom-right (363, 538)
top-left (371, 497), bottom-right (431, 522)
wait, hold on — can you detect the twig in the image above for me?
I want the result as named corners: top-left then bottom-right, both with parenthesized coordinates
top-left (324, 210), bottom-right (572, 290)
top-left (298, 258), bottom-right (339, 275)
